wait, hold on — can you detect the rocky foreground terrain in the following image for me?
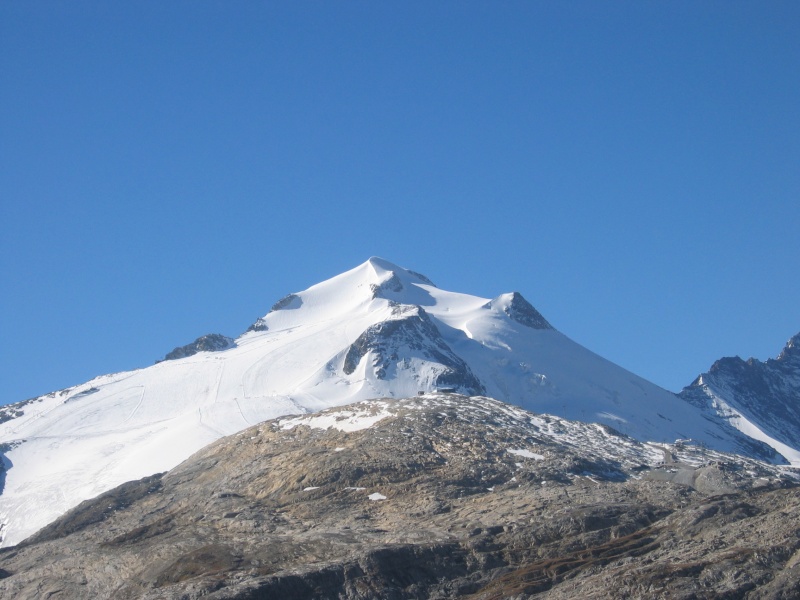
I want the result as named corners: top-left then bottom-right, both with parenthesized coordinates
top-left (0, 394), bottom-right (798, 599)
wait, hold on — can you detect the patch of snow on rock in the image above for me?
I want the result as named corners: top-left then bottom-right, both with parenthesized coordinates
top-left (507, 448), bottom-right (545, 460)
top-left (279, 403), bottom-right (392, 432)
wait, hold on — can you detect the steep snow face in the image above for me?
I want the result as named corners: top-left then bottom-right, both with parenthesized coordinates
top-left (680, 333), bottom-right (800, 467)
top-left (0, 258), bottom-right (788, 547)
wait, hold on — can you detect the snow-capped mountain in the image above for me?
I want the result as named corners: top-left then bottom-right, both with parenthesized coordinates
top-left (0, 258), bottom-right (791, 547)
top-left (679, 333), bottom-right (800, 465)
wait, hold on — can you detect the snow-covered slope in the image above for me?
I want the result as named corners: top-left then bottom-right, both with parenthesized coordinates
top-left (679, 333), bottom-right (800, 466)
top-left (0, 258), bottom-right (787, 546)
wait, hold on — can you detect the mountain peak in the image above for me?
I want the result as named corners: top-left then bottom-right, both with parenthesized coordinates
top-left (242, 259), bottom-right (438, 336)
top-left (365, 256), bottom-right (400, 273)
top-left (4, 259), bottom-right (794, 548)
top-left (487, 292), bottom-right (554, 330)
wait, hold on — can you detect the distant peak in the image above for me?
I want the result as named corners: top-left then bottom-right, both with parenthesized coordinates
top-left (486, 292), bottom-right (553, 330)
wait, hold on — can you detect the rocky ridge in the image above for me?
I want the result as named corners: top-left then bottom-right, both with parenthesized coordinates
top-left (0, 394), bottom-right (797, 599)
top-left (680, 333), bottom-right (800, 464)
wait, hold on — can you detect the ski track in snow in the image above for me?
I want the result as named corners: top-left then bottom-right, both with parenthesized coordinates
top-left (121, 386), bottom-right (146, 424)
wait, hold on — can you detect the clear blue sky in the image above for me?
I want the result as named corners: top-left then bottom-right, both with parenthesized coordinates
top-left (2, 2), bottom-right (798, 404)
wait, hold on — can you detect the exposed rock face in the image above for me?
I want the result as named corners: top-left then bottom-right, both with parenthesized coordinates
top-left (0, 395), bottom-right (797, 599)
top-left (342, 306), bottom-right (486, 395)
top-left (270, 293), bottom-right (303, 312)
top-left (245, 317), bottom-right (268, 333)
top-left (680, 332), bottom-right (800, 461)
top-left (159, 334), bottom-right (235, 362)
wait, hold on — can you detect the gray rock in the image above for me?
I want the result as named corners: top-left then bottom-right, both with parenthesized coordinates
top-left (270, 293), bottom-right (303, 312)
top-left (245, 317), bottom-right (268, 333)
top-left (0, 395), bottom-right (797, 600)
top-left (158, 334), bottom-right (235, 362)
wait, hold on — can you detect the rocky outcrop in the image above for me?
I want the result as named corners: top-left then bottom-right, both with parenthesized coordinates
top-left (245, 317), bottom-right (268, 333)
top-left (245, 294), bottom-right (304, 333)
top-left (342, 306), bottom-right (486, 395)
top-left (0, 397), bottom-right (42, 425)
top-left (159, 334), bottom-right (235, 362)
top-left (270, 293), bottom-right (303, 312)
top-left (0, 395), bottom-right (796, 599)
